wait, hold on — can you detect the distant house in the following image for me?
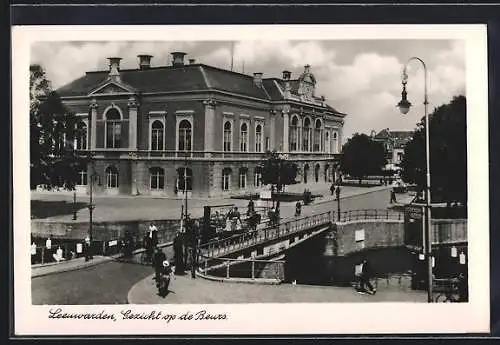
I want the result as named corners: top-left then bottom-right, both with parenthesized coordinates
top-left (371, 129), bottom-right (413, 172)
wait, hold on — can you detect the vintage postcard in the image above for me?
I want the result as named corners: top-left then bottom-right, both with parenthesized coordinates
top-left (12, 24), bottom-right (489, 335)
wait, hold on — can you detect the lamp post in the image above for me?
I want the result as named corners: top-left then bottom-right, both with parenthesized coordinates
top-left (72, 190), bottom-right (77, 220)
top-left (87, 150), bottom-right (96, 261)
top-left (397, 57), bottom-right (433, 303)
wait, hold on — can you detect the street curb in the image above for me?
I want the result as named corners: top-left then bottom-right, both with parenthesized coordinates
top-left (32, 241), bottom-right (174, 278)
top-left (31, 256), bottom-right (115, 278)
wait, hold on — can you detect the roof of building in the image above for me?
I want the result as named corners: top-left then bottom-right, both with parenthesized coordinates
top-left (373, 129), bottom-right (413, 149)
top-left (55, 62), bottom-right (345, 115)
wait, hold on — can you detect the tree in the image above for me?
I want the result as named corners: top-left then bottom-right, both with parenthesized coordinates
top-left (30, 64), bottom-right (84, 190)
top-left (260, 151), bottom-right (298, 192)
top-left (400, 95), bottom-right (467, 204)
top-left (340, 133), bottom-right (386, 184)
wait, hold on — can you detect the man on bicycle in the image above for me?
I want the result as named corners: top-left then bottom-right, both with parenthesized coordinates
top-left (152, 247), bottom-right (167, 282)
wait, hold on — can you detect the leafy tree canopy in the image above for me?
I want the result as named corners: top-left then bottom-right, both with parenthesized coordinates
top-left (340, 133), bottom-right (386, 183)
top-left (400, 95), bottom-right (467, 204)
top-left (260, 151), bottom-right (298, 191)
top-left (30, 64), bottom-right (85, 190)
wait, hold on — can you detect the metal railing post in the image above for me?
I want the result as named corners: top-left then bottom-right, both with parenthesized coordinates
top-left (251, 260), bottom-right (255, 279)
top-left (226, 261), bottom-right (230, 278)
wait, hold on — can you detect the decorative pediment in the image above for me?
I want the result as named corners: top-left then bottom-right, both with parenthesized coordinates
top-left (88, 80), bottom-right (136, 96)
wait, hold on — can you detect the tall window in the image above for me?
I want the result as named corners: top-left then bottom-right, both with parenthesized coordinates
top-left (150, 167), bottom-right (165, 190)
top-left (315, 164), bottom-right (320, 182)
top-left (223, 121), bottom-right (232, 152)
top-left (254, 167), bottom-right (262, 187)
top-left (314, 119), bottom-right (322, 152)
top-left (255, 124), bottom-right (263, 152)
top-left (265, 137), bottom-right (270, 151)
top-left (177, 167), bottom-right (193, 191)
top-left (289, 116), bottom-right (298, 151)
top-left (75, 121), bottom-right (87, 150)
top-left (105, 108), bottom-right (121, 148)
top-left (304, 164), bottom-right (309, 183)
top-left (77, 169), bottom-right (87, 186)
top-left (332, 132), bottom-right (338, 153)
top-left (239, 168), bottom-right (247, 189)
top-left (151, 120), bottom-right (164, 151)
top-left (325, 131), bottom-right (330, 153)
top-left (178, 120), bottom-right (192, 151)
top-left (222, 168), bottom-right (232, 191)
top-left (302, 118), bottom-right (311, 151)
top-left (105, 166), bottom-right (119, 188)
top-left (240, 123), bottom-right (248, 152)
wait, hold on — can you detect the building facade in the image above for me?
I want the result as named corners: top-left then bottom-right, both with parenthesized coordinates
top-left (372, 129), bottom-right (413, 172)
top-left (58, 52), bottom-right (347, 198)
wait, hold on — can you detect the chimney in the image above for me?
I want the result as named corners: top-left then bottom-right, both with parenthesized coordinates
top-left (171, 52), bottom-right (187, 67)
top-left (107, 57), bottom-right (122, 81)
top-left (189, 58), bottom-right (196, 65)
top-left (282, 70), bottom-right (291, 80)
top-left (304, 64), bottom-right (311, 73)
top-left (138, 54), bottom-right (153, 69)
top-left (253, 72), bottom-right (263, 87)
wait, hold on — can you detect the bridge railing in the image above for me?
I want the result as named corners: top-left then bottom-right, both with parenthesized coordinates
top-left (198, 254), bottom-right (285, 282)
top-left (198, 211), bottom-right (333, 258)
top-left (336, 209), bottom-right (403, 222)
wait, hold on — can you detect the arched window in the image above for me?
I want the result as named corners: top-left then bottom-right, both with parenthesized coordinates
top-left (315, 164), bottom-right (320, 182)
top-left (324, 164), bottom-right (330, 182)
top-left (105, 166), bottom-right (119, 188)
top-left (223, 121), bottom-right (232, 152)
top-left (151, 120), bottom-right (164, 151)
top-left (177, 167), bottom-right (193, 192)
top-left (149, 167), bottom-right (165, 190)
top-left (332, 131), bottom-right (338, 153)
top-left (325, 131), bottom-right (330, 153)
top-left (302, 118), bottom-right (311, 151)
top-left (255, 124), bottom-right (263, 152)
top-left (254, 167), bottom-right (262, 187)
top-left (239, 167), bottom-right (248, 189)
top-left (105, 108), bottom-right (122, 148)
top-left (222, 168), bottom-right (232, 191)
top-left (75, 121), bottom-right (87, 150)
top-left (289, 116), bottom-right (298, 151)
top-left (178, 120), bottom-right (192, 151)
top-left (314, 119), bottom-right (323, 152)
top-left (240, 123), bottom-right (248, 152)
top-left (304, 164), bottom-right (309, 183)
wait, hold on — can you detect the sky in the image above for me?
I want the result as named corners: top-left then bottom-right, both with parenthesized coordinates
top-left (31, 39), bottom-right (465, 142)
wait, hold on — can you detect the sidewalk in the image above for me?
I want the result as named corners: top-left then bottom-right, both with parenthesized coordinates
top-left (31, 184), bottom-right (392, 223)
top-left (128, 273), bottom-right (427, 304)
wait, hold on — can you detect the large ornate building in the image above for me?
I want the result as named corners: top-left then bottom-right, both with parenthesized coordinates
top-left (58, 52), bottom-right (347, 198)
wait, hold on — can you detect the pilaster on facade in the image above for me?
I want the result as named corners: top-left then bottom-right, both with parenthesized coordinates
top-left (89, 98), bottom-right (98, 150)
top-left (128, 96), bottom-right (139, 150)
top-left (203, 98), bottom-right (217, 157)
top-left (282, 104), bottom-right (290, 153)
top-left (269, 109), bottom-right (277, 151)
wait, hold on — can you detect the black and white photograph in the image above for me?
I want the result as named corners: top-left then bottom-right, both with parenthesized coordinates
top-left (12, 24), bottom-right (489, 335)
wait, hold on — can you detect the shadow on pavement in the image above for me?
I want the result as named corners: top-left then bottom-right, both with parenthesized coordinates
top-left (31, 200), bottom-right (88, 219)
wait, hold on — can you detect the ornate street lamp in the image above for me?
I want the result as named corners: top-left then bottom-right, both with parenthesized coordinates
top-left (397, 57), bottom-right (433, 303)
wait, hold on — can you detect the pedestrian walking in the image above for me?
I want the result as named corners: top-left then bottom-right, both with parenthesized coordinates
top-left (330, 183), bottom-right (335, 196)
top-left (358, 258), bottom-right (376, 295)
top-left (149, 223), bottom-right (159, 247)
top-left (83, 236), bottom-right (93, 261)
top-left (390, 189), bottom-right (397, 203)
top-left (31, 242), bottom-right (37, 265)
